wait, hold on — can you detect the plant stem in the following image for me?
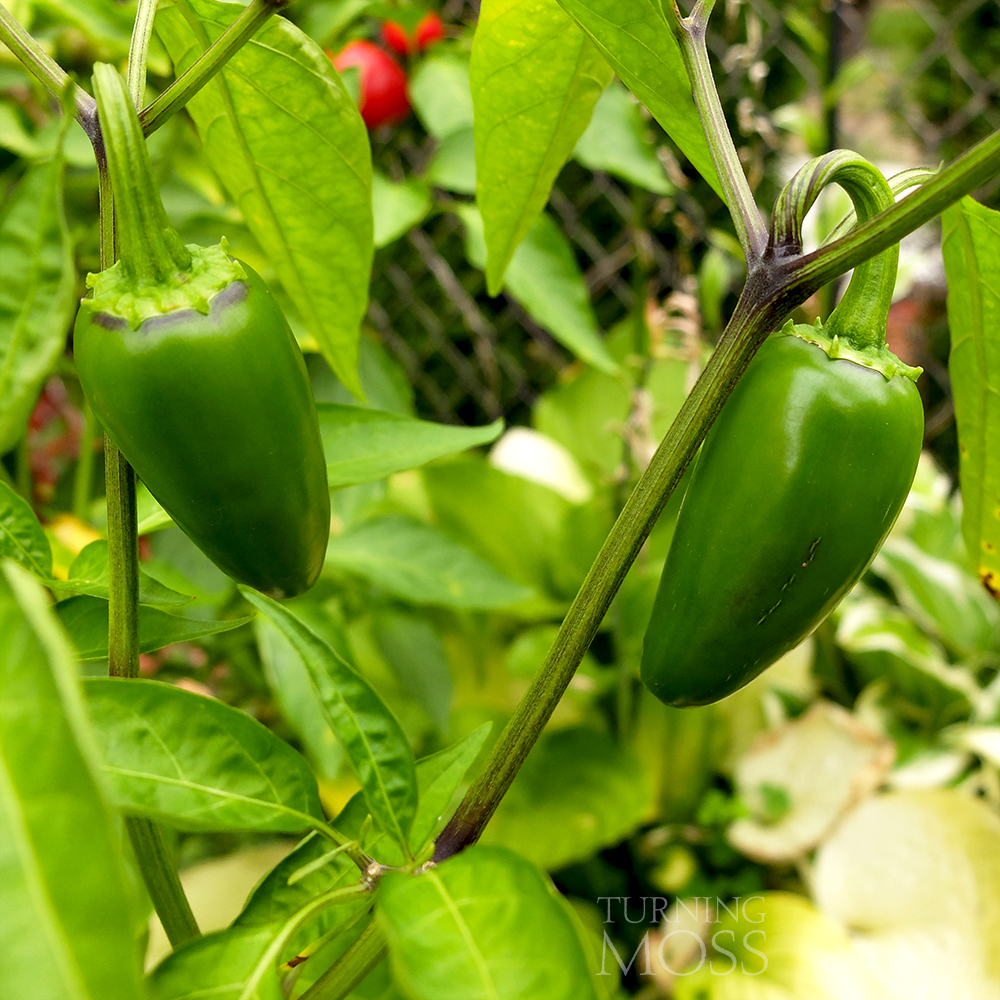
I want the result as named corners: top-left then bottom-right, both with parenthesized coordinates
top-left (0, 2), bottom-right (97, 136)
top-left (139, 0), bottom-right (288, 137)
top-left (124, 816), bottom-right (200, 947)
top-left (676, 0), bottom-right (768, 263)
top-left (432, 123), bottom-right (1000, 864)
top-left (301, 920), bottom-right (387, 1000)
top-left (127, 0), bottom-right (159, 109)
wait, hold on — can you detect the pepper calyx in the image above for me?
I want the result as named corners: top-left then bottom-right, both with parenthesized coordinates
top-left (779, 320), bottom-right (922, 383)
top-left (81, 240), bottom-right (246, 330)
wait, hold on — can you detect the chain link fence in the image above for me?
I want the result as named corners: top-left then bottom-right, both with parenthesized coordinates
top-left (366, 0), bottom-right (1000, 428)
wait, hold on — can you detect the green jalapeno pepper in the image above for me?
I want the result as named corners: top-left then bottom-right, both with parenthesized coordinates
top-left (641, 153), bottom-right (923, 706)
top-left (74, 65), bottom-right (329, 598)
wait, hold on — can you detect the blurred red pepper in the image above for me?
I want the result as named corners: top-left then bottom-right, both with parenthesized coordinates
top-left (330, 40), bottom-right (410, 129)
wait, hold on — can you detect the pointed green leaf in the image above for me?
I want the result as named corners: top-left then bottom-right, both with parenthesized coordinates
top-left (240, 588), bottom-right (418, 853)
top-left (471, 0), bottom-right (613, 292)
top-left (156, 0), bottom-right (373, 396)
top-left (318, 403), bottom-right (502, 487)
top-left (378, 845), bottom-right (600, 1000)
top-left (555, 0), bottom-right (722, 198)
top-left (943, 196), bottom-right (1000, 601)
top-left (56, 594), bottom-right (249, 660)
top-left (0, 563), bottom-right (143, 1000)
top-left (0, 148), bottom-right (76, 456)
top-left (324, 515), bottom-right (534, 609)
top-left (457, 204), bottom-right (617, 373)
top-left (84, 677), bottom-right (325, 833)
top-left (0, 480), bottom-right (52, 578)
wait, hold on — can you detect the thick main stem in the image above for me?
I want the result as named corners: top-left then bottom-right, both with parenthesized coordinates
top-left (433, 266), bottom-right (788, 861)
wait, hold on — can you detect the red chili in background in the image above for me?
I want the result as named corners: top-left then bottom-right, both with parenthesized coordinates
top-left (330, 40), bottom-right (410, 129)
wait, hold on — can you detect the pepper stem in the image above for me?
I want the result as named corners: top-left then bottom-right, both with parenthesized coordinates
top-left (770, 150), bottom-right (897, 354)
top-left (92, 63), bottom-right (191, 285)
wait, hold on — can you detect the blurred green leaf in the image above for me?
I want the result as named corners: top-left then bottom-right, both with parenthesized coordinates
top-left (0, 480), bottom-right (52, 578)
top-left (0, 144), bottom-right (76, 456)
top-left (37, 0), bottom-right (134, 53)
top-left (318, 403), bottom-right (502, 487)
top-left (241, 588), bottom-right (418, 854)
top-left (424, 458), bottom-right (568, 602)
top-left (573, 80), bottom-right (673, 193)
top-left (0, 563), bottom-right (143, 1000)
top-left (84, 677), bottom-right (325, 833)
top-left (156, 0), bottom-right (373, 396)
top-left (471, 0), bottom-right (612, 292)
top-left (56, 595), bottom-right (249, 660)
top-left (325, 514), bottom-right (534, 609)
top-left (409, 54), bottom-right (474, 139)
top-left (481, 726), bottom-right (653, 869)
top-left (556, 0), bottom-right (722, 197)
top-left (874, 537), bottom-right (1000, 657)
top-left (837, 593), bottom-right (978, 728)
top-left (378, 845), bottom-right (600, 999)
top-left (373, 171), bottom-right (432, 248)
top-left (457, 204), bottom-right (617, 373)
top-left (423, 126), bottom-right (477, 194)
top-left (942, 196), bottom-right (1000, 601)
top-left (374, 611), bottom-right (452, 735)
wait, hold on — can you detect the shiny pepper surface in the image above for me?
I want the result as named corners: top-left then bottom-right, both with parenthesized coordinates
top-left (640, 328), bottom-right (924, 707)
top-left (75, 263), bottom-right (329, 599)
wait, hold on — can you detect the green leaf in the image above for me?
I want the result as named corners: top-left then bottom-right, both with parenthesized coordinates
top-left (319, 403), bottom-right (502, 487)
top-left (373, 171), bottom-right (432, 249)
top-left (240, 588), bottom-right (418, 854)
top-left (36, 0), bottom-right (134, 54)
top-left (62, 540), bottom-right (194, 607)
top-left (480, 726), bottom-right (652, 869)
top-left (149, 925), bottom-right (284, 1000)
top-left (423, 126), bottom-right (477, 194)
top-left (56, 595), bottom-right (250, 660)
top-left (0, 563), bottom-right (143, 1000)
top-left (374, 611), bottom-right (452, 735)
top-left (423, 458), bottom-right (568, 600)
top-left (471, 0), bottom-right (613, 292)
top-left (573, 79), bottom-right (673, 193)
top-left (942, 196), bottom-right (1000, 601)
top-left (156, 0), bottom-right (373, 397)
top-left (837, 594), bottom-right (976, 729)
top-left (84, 677), bottom-right (325, 833)
top-left (0, 149), bottom-right (76, 456)
top-left (555, 0), bottom-right (722, 198)
top-left (0, 480), bottom-right (52, 578)
top-left (408, 54), bottom-right (475, 139)
top-left (324, 515), bottom-right (534, 609)
top-left (457, 204), bottom-right (617, 373)
top-left (255, 611), bottom-right (348, 782)
top-left (378, 845), bottom-right (600, 1000)
top-left (873, 537), bottom-right (1000, 657)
